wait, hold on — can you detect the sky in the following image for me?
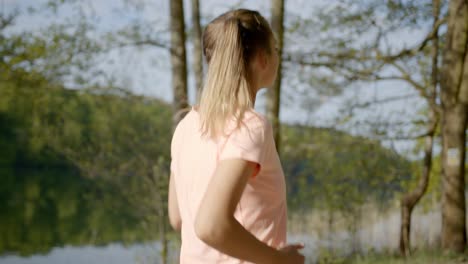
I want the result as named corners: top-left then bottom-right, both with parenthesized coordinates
top-left (2, 0), bottom-right (430, 156)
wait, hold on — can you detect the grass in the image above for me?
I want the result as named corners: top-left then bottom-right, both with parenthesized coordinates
top-left (315, 250), bottom-right (468, 264)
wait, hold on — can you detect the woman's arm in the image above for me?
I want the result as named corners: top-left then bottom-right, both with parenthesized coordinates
top-left (194, 159), bottom-right (303, 264)
top-left (168, 172), bottom-right (182, 231)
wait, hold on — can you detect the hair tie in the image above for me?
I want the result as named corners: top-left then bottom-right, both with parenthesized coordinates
top-left (236, 18), bottom-right (242, 29)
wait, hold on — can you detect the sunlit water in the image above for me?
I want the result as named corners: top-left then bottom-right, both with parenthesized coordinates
top-left (0, 242), bottom-right (177, 264)
top-left (0, 208), bottom-right (442, 264)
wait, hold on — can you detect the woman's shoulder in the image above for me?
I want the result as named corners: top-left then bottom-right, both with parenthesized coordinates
top-left (243, 108), bottom-right (268, 124)
top-left (226, 108), bottom-right (272, 137)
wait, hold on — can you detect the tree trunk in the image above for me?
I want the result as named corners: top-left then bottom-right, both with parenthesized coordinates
top-left (153, 161), bottom-right (169, 264)
top-left (191, 0), bottom-right (203, 102)
top-left (441, 105), bottom-right (467, 252)
top-left (399, 122), bottom-right (436, 256)
top-left (399, 0), bottom-right (440, 256)
top-left (327, 209), bottom-right (334, 254)
top-left (440, 0), bottom-right (468, 253)
top-left (266, 0), bottom-right (284, 153)
top-left (158, 198), bottom-right (168, 264)
top-left (170, 0), bottom-right (189, 129)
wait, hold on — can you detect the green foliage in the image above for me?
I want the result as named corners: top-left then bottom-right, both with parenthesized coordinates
top-left (0, 21), bottom-right (173, 255)
top-left (0, 64), bottom-right (413, 256)
top-left (0, 7), bottom-right (417, 258)
top-left (0, 82), bottom-right (173, 255)
top-left (316, 247), bottom-right (348, 264)
top-left (281, 125), bottom-right (412, 215)
top-left (311, 248), bottom-right (464, 264)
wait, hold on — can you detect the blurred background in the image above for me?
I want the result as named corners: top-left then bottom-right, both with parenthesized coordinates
top-left (0, 0), bottom-right (467, 263)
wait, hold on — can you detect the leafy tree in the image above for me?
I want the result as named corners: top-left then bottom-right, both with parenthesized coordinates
top-left (282, 0), bottom-right (465, 255)
top-left (281, 124), bottom-right (412, 221)
top-left (400, 0), bottom-right (441, 255)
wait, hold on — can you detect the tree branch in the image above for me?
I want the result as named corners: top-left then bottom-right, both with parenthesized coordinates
top-left (110, 39), bottom-right (180, 57)
top-left (347, 93), bottom-right (419, 110)
top-left (371, 131), bottom-right (437, 141)
top-left (377, 16), bottom-right (447, 61)
top-left (0, 12), bottom-right (17, 31)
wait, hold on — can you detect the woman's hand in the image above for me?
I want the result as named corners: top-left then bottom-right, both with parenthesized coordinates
top-left (276, 243), bottom-right (305, 264)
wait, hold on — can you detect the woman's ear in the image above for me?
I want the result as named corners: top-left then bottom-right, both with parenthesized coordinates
top-left (257, 50), bottom-right (268, 70)
top-left (250, 51), bottom-right (266, 73)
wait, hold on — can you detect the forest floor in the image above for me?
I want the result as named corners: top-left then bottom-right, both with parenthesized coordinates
top-left (306, 250), bottom-right (468, 264)
top-left (324, 250), bottom-right (468, 264)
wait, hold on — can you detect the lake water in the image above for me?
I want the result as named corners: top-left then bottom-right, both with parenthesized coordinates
top-left (0, 167), bottom-right (445, 264)
top-left (0, 207), bottom-right (441, 264)
top-left (0, 234), bottom-right (319, 264)
top-left (0, 242), bottom-right (178, 264)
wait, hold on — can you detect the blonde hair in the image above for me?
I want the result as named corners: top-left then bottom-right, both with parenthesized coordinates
top-left (197, 9), bottom-right (273, 140)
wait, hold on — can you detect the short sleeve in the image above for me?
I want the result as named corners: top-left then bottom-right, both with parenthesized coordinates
top-left (218, 116), bottom-right (268, 178)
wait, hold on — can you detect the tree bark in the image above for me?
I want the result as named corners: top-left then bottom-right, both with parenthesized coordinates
top-left (441, 105), bottom-right (467, 252)
top-left (191, 0), bottom-right (203, 102)
top-left (440, 0), bottom-right (468, 253)
top-left (399, 0), bottom-right (440, 256)
top-left (170, 0), bottom-right (189, 129)
top-left (152, 160), bottom-right (168, 264)
top-left (327, 209), bottom-right (334, 254)
top-left (158, 179), bottom-right (168, 264)
top-left (399, 120), bottom-right (436, 256)
top-left (266, 0), bottom-right (284, 153)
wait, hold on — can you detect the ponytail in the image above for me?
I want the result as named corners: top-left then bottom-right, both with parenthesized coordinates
top-left (198, 9), bottom-right (273, 140)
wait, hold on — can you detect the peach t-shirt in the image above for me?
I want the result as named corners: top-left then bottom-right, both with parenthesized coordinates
top-left (170, 106), bottom-right (287, 263)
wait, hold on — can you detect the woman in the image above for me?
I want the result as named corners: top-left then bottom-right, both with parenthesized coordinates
top-left (168, 9), bottom-right (305, 264)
